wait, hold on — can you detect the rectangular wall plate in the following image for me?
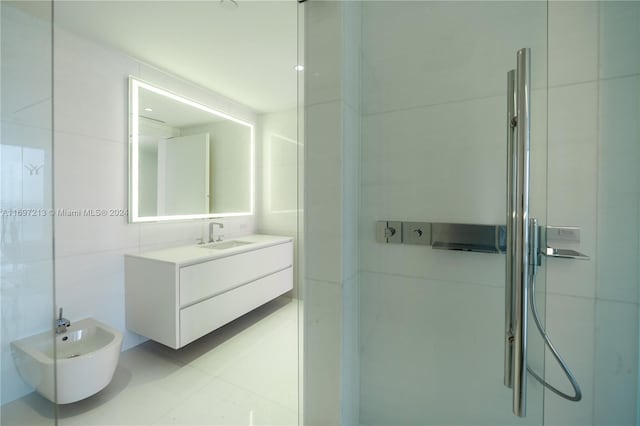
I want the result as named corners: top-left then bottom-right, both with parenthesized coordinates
top-left (545, 226), bottom-right (580, 243)
top-left (402, 222), bottom-right (431, 245)
top-left (375, 221), bottom-right (402, 243)
top-left (387, 221), bottom-right (402, 243)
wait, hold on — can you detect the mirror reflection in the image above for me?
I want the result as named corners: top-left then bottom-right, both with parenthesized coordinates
top-left (130, 78), bottom-right (253, 222)
top-left (268, 133), bottom-right (299, 213)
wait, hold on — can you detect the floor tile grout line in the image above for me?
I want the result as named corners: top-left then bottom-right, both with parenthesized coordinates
top-left (145, 374), bottom-right (221, 426)
top-left (215, 376), bottom-right (299, 416)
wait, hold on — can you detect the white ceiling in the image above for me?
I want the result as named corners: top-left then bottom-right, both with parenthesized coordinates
top-left (52, 0), bottom-right (299, 113)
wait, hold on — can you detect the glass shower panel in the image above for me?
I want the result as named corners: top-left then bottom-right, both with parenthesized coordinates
top-left (0, 1), bottom-right (56, 425)
top-left (357, 2), bottom-right (547, 425)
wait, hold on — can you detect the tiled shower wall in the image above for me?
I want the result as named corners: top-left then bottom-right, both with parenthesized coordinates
top-left (352, 1), bottom-right (639, 425)
top-left (358, 3), bottom-right (548, 425)
top-left (593, 2), bottom-right (639, 424)
top-left (545, 2), bottom-right (639, 425)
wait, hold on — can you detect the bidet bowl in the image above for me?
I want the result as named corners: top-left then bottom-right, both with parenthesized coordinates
top-left (11, 318), bottom-right (123, 404)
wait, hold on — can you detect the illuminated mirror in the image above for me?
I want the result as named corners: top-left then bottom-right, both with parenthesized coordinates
top-left (129, 77), bottom-right (254, 222)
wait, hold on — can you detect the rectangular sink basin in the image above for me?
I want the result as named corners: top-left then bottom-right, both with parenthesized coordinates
top-left (201, 240), bottom-right (253, 250)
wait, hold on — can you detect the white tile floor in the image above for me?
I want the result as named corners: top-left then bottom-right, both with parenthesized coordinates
top-left (1, 297), bottom-right (300, 426)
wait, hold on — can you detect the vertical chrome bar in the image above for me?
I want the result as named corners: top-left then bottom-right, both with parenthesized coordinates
top-left (529, 218), bottom-right (539, 271)
top-left (513, 47), bottom-right (531, 418)
top-left (504, 69), bottom-right (516, 389)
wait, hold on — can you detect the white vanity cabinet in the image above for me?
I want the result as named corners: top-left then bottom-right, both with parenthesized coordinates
top-left (124, 235), bottom-right (293, 349)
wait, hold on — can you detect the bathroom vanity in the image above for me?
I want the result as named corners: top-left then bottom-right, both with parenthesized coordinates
top-left (124, 234), bottom-right (293, 349)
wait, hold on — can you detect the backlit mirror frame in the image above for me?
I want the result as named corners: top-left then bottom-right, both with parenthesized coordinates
top-left (128, 77), bottom-right (255, 223)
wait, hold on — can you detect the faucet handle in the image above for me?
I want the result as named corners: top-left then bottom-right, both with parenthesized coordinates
top-left (55, 307), bottom-right (71, 333)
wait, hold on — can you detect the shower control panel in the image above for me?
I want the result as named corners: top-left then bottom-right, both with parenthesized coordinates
top-left (376, 221), bottom-right (506, 253)
top-left (375, 220), bottom-right (589, 259)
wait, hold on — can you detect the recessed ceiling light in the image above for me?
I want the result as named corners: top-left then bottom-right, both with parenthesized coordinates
top-left (144, 107), bottom-right (153, 112)
top-left (294, 65), bottom-right (304, 72)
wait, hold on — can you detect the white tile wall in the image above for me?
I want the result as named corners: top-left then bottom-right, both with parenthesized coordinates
top-left (594, 300), bottom-right (639, 425)
top-left (361, 239), bottom-right (505, 287)
top-left (543, 3), bottom-right (639, 425)
top-left (597, 74), bottom-right (640, 306)
top-left (342, 1), bottom-right (362, 113)
top-left (53, 29), bottom-right (136, 144)
top-left (359, 271), bottom-right (544, 426)
top-left (543, 294), bottom-right (595, 426)
top-left (53, 132), bottom-right (138, 258)
top-left (304, 1), bottom-right (343, 107)
top-left (548, 1), bottom-right (599, 86)
top-left (361, 2), bottom-right (547, 115)
top-left (546, 82), bottom-right (598, 299)
top-left (304, 101), bottom-right (343, 285)
top-left (597, 193), bottom-right (639, 304)
top-left (598, 76), bottom-right (640, 198)
top-left (592, 54), bottom-right (640, 425)
top-left (0, 4), bottom-right (52, 129)
top-left (137, 220), bottom-right (203, 249)
top-left (361, 95), bottom-right (506, 224)
top-left (1, 3), bottom-right (55, 407)
top-left (599, 1), bottom-right (640, 79)
top-left (303, 279), bottom-right (342, 426)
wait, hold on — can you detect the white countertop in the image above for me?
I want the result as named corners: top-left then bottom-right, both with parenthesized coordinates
top-left (125, 234), bottom-right (293, 266)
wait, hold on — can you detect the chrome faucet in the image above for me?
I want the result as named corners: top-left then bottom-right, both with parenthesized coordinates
top-left (56, 308), bottom-right (71, 334)
top-left (208, 222), bottom-right (224, 243)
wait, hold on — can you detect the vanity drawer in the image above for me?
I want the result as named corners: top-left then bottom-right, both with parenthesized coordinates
top-left (179, 267), bottom-right (293, 346)
top-left (179, 241), bottom-right (292, 307)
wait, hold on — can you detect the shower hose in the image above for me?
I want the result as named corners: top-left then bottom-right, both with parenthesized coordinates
top-left (526, 266), bottom-right (582, 402)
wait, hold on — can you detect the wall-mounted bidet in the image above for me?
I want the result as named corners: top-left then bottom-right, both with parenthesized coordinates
top-left (11, 316), bottom-right (123, 404)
